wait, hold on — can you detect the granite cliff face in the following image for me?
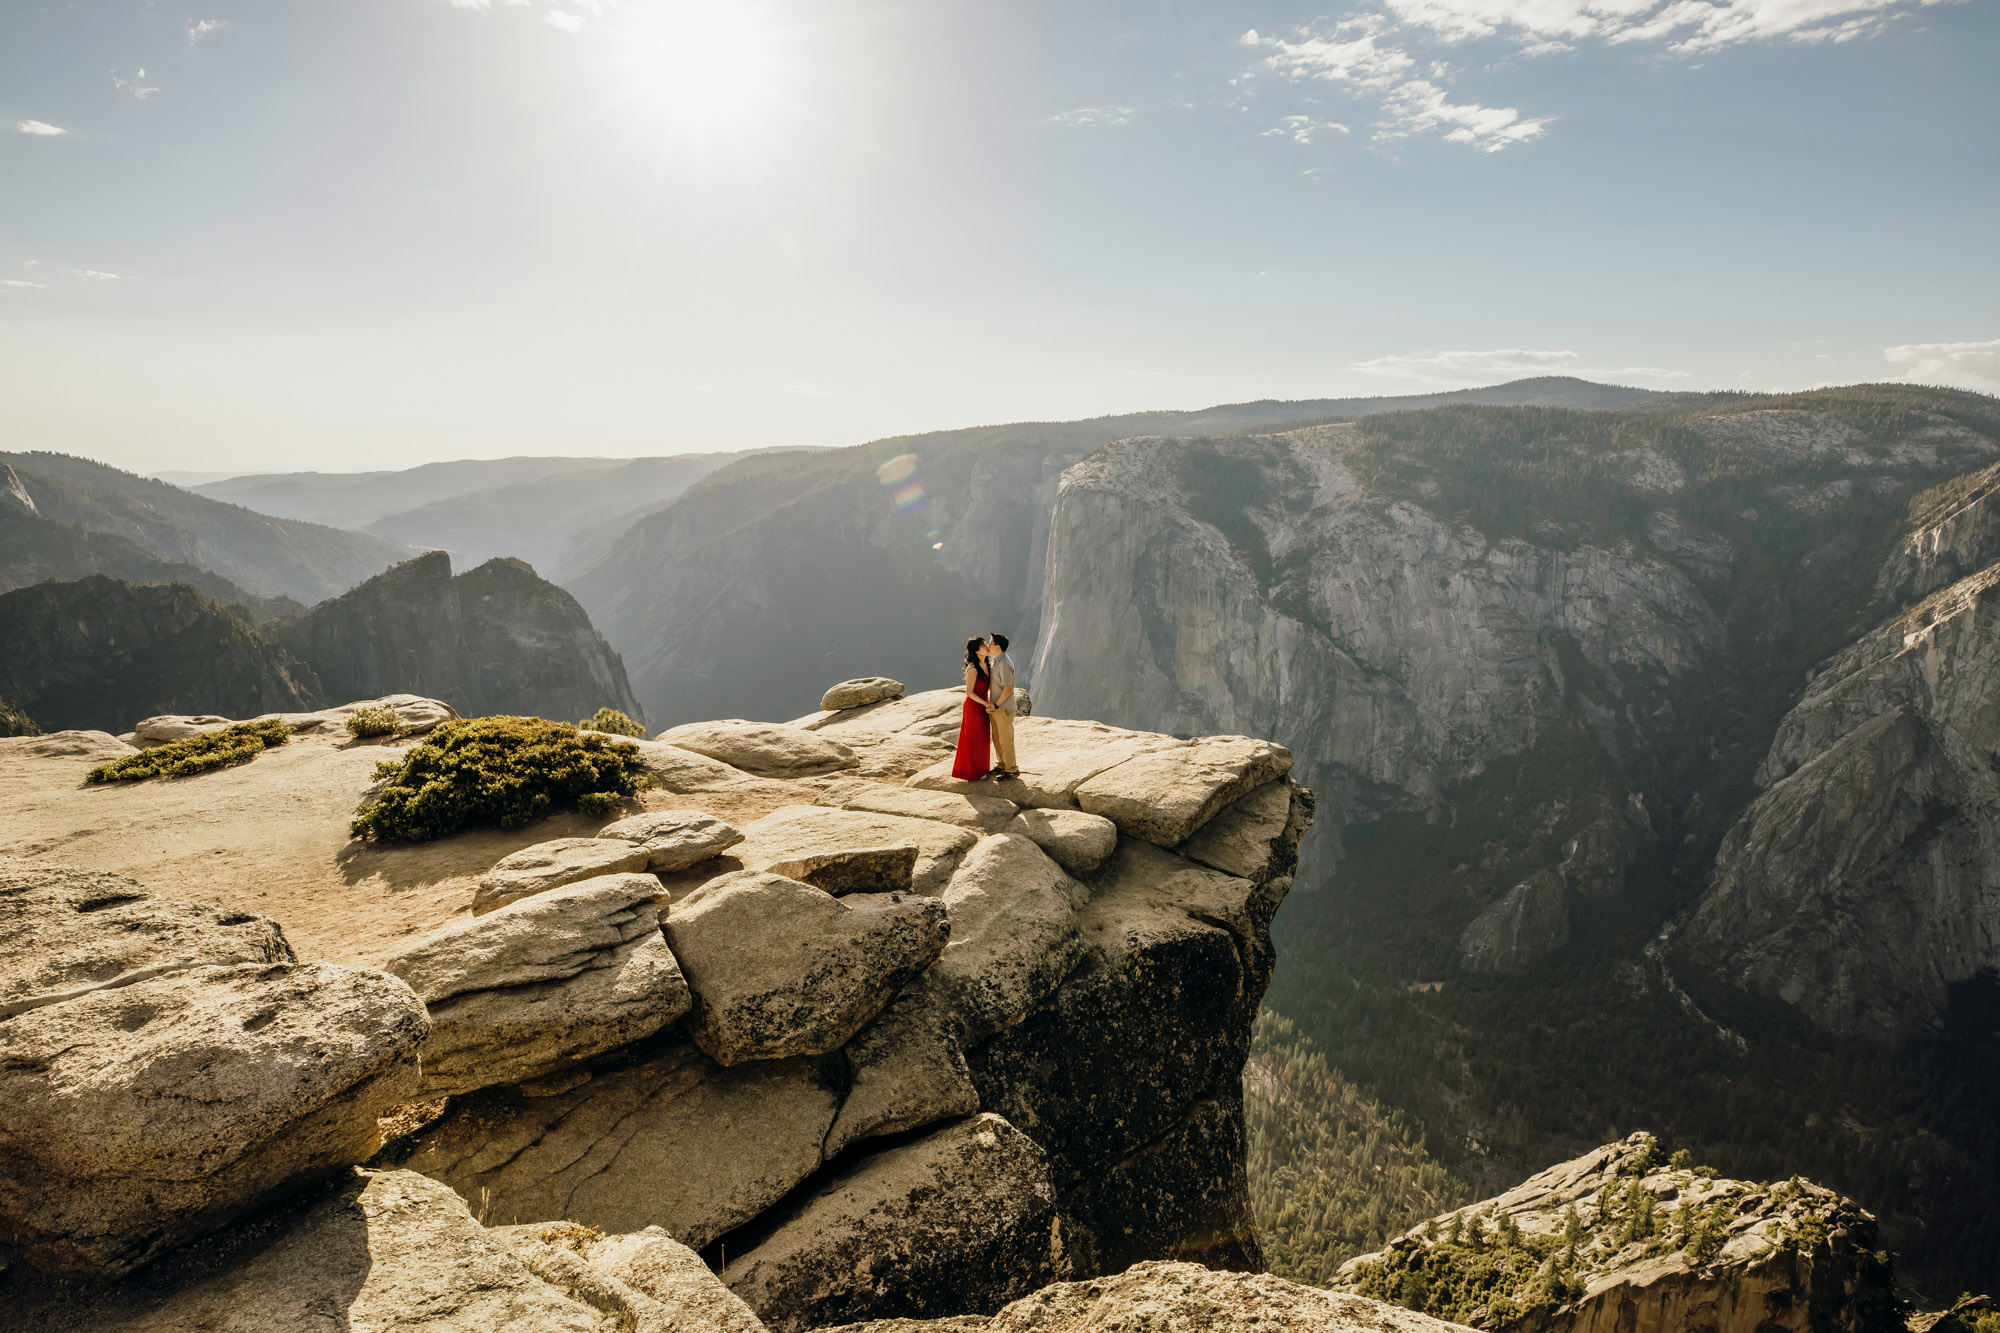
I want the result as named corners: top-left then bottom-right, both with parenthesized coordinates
top-left (0, 686), bottom-right (1315, 1332)
top-left (0, 576), bottom-right (322, 733)
top-left (269, 550), bottom-right (644, 724)
top-left (567, 380), bottom-right (1662, 727)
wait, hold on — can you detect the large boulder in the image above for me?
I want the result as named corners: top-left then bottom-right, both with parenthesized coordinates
top-left (825, 1261), bottom-right (1472, 1332)
top-left (1457, 869), bottom-right (1570, 974)
top-left (60, 1170), bottom-right (614, 1333)
top-left (379, 872), bottom-right (689, 1098)
top-left (595, 808), bottom-right (744, 870)
top-left (726, 1114), bottom-right (1067, 1332)
top-left (472, 837), bottom-right (654, 915)
top-left (823, 677), bottom-right (906, 711)
top-left (666, 871), bottom-right (948, 1065)
top-left (402, 1039), bottom-right (838, 1245)
top-left (0, 954), bottom-right (428, 1277)
top-left (824, 995), bottom-right (980, 1159)
top-left (918, 833), bottom-right (1086, 1046)
top-left (1072, 736), bottom-right (1292, 847)
top-left (655, 720), bottom-right (859, 778)
top-left (728, 804), bottom-right (980, 897)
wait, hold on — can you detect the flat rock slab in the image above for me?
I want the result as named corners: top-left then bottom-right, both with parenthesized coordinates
top-left (1074, 736), bottom-right (1292, 847)
top-left (131, 714), bottom-right (233, 746)
top-left (559, 1226), bottom-right (766, 1333)
top-left (0, 859), bottom-right (294, 1017)
top-left (815, 778), bottom-right (1019, 832)
top-left (1005, 809), bottom-right (1118, 875)
top-left (766, 842), bottom-right (919, 896)
top-left (907, 719), bottom-right (1187, 810)
top-left (655, 720), bottom-right (859, 779)
top-left (732, 805), bottom-right (980, 897)
top-left (667, 871), bottom-right (948, 1065)
top-left (624, 739), bottom-right (805, 798)
top-left (596, 808), bottom-right (744, 870)
top-left (404, 1040), bottom-right (839, 1247)
top-left (81, 1169), bottom-right (609, 1333)
top-left (0, 957), bottom-right (428, 1278)
top-left (380, 873), bottom-right (688, 1098)
top-left (473, 837), bottom-right (654, 915)
top-left (1178, 779), bottom-right (1303, 883)
top-left (728, 1113), bottom-right (1067, 1332)
top-left (825, 1260), bottom-right (1473, 1332)
top-left (823, 677), bottom-right (906, 711)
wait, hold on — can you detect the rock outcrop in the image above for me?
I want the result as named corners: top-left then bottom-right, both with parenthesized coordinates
top-left (1457, 871), bottom-right (1571, 975)
top-left (266, 550), bottom-right (643, 725)
top-left (0, 860), bottom-right (429, 1278)
top-left (14, 685), bottom-right (1304, 1329)
top-left (827, 1260), bottom-right (1476, 1332)
top-left (0, 576), bottom-right (323, 734)
top-left (1332, 1134), bottom-right (1901, 1333)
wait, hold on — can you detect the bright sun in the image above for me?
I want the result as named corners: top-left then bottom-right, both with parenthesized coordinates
top-left (613, 0), bottom-right (782, 140)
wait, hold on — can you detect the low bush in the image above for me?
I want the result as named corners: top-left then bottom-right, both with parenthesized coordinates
top-left (87, 719), bottom-right (291, 783)
top-left (350, 716), bottom-right (652, 843)
top-left (579, 707), bottom-right (646, 738)
top-left (0, 695), bottom-right (41, 738)
top-left (345, 705), bottom-right (402, 738)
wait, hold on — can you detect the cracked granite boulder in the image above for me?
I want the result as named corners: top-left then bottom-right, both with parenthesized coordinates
top-left (379, 871), bottom-right (689, 1098)
top-left (0, 862), bottom-right (429, 1278)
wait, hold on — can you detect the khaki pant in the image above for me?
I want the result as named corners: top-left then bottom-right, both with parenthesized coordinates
top-left (991, 707), bottom-right (1018, 773)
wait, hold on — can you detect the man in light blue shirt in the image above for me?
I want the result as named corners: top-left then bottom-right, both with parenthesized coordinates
top-left (986, 632), bottom-right (1019, 779)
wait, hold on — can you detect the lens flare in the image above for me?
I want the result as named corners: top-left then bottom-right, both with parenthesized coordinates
top-left (873, 449), bottom-right (941, 547)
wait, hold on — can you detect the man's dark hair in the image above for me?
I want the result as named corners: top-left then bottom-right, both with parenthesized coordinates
top-left (989, 632), bottom-right (1010, 652)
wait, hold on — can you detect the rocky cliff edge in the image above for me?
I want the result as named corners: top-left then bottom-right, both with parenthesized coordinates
top-left (0, 680), bottom-right (1336, 1332)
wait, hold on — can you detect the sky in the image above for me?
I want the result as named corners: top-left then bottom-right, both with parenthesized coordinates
top-left (2, 0), bottom-right (1996, 474)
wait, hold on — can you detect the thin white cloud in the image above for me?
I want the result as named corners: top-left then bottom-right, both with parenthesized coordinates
top-left (1241, 0), bottom-right (1959, 152)
top-left (1, 280), bottom-right (45, 289)
top-left (1387, 0), bottom-right (1959, 52)
top-left (1886, 338), bottom-right (2000, 393)
top-left (1048, 106), bottom-right (1135, 129)
top-left (1354, 347), bottom-right (1583, 383)
top-left (73, 270), bottom-right (122, 280)
top-left (112, 69), bottom-right (160, 99)
top-left (1351, 347), bottom-right (1689, 385)
top-left (1264, 114), bottom-right (1352, 144)
top-left (1382, 79), bottom-right (1552, 150)
top-left (188, 18), bottom-right (224, 44)
top-left (16, 120), bottom-right (68, 136)
top-left (545, 10), bottom-right (584, 32)
top-left (1245, 21), bottom-right (1548, 151)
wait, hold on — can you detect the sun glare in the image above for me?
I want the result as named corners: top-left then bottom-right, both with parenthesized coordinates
top-left (613, 0), bottom-right (782, 141)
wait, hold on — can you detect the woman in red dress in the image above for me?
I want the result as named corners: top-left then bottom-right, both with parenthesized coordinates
top-left (950, 636), bottom-right (994, 781)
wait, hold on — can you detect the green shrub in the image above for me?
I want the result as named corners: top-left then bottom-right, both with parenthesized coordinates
top-left (345, 705), bottom-right (402, 738)
top-left (350, 716), bottom-right (652, 843)
top-left (0, 695), bottom-right (41, 738)
top-left (87, 719), bottom-right (291, 783)
top-left (579, 707), bottom-right (646, 738)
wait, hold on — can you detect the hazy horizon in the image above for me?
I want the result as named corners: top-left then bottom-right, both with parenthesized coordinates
top-left (5, 0), bottom-right (1996, 475)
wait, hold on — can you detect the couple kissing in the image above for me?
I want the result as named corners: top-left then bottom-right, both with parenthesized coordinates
top-left (950, 633), bottom-right (1018, 782)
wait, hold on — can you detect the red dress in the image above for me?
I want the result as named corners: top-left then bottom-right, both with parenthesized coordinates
top-left (951, 675), bottom-right (993, 781)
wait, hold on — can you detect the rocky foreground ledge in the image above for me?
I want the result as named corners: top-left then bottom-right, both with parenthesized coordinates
top-left (0, 681), bottom-right (1388, 1332)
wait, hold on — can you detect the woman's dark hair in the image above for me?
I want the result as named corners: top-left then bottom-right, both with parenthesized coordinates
top-left (965, 637), bottom-right (989, 680)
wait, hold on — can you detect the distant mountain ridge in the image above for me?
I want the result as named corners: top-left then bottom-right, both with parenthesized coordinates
top-left (191, 455), bottom-right (640, 530)
top-left (266, 551), bottom-right (644, 725)
top-left (0, 453), bottom-right (412, 604)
